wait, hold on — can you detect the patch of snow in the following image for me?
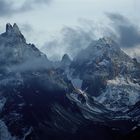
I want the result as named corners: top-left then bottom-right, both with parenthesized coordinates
top-left (0, 98), bottom-right (6, 112)
top-left (98, 59), bottom-right (109, 67)
top-left (87, 61), bottom-right (93, 65)
top-left (86, 103), bottom-right (103, 113)
top-left (132, 126), bottom-right (137, 131)
top-left (65, 68), bottom-right (83, 89)
top-left (96, 76), bottom-right (140, 111)
top-left (71, 78), bottom-right (83, 89)
top-left (68, 93), bottom-right (81, 103)
top-left (0, 120), bottom-right (16, 140)
top-left (18, 103), bottom-right (25, 107)
top-left (22, 127), bottom-right (32, 140)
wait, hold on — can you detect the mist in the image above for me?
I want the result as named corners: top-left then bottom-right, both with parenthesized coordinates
top-left (10, 58), bottom-right (52, 72)
top-left (41, 13), bottom-right (140, 61)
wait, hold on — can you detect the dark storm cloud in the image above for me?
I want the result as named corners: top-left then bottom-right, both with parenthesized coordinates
top-left (107, 13), bottom-right (140, 48)
top-left (0, 0), bottom-right (51, 17)
top-left (20, 0), bottom-right (52, 11)
top-left (0, 0), bottom-right (14, 16)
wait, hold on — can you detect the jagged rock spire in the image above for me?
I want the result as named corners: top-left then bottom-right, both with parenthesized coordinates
top-left (4, 23), bottom-right (26, 43)
top-left (6, 23), bottom-right (13, 34)
top-left (6, 23), bottom-right (22, 35)
top-left (61, 54), bottom-right (71, 67)
top-left (62, 54), bottom-right (71, 62)
top-left (13, 23), bottom-right (21, 35)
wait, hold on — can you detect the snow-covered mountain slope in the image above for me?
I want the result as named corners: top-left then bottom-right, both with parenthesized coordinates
top-left (69, 38), bottom-right (140, 111)
top-left (96, 76), bottom-right (140, 111)
top-left (0, 24), bottom-right (140, 140)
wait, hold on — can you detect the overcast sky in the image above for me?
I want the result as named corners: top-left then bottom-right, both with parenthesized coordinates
top-left (0, 0), bottom-right (140, 59)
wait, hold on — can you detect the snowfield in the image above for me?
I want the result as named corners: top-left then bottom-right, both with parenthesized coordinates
top-left (96, 76), bottom-right (140, 111)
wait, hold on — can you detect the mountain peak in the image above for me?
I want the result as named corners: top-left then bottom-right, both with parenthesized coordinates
top-left (3, 23), bottom-right (26, 43)
top-left (62, 54), bottom-right (71, 62)
top-left (0, 24), bottom-right (48, 66)
top-left (99, 37), bottom-right (113, 43)
top-left (5, 23), bottom-right (22, 36)
top-left (6, 23), bottom-right (13, 34)
top-left (13, 23), bottom-right (21, 35)
top-left (96, 37), bottom-right (118, 48)
top-left (61, 54), bottom-right (71, 66)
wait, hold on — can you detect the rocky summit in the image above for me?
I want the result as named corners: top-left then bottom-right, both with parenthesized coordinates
top-left (0, 24), bottom-right (140, 140)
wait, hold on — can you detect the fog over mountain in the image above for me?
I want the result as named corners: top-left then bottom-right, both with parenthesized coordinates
top-left (0, 1), bottom-right (140, 140)
top-left (0, 0), bottom-right (140, 59)
top-left (0, 23), bottom-right (140, 140)
top-left (41, 14), bottom-right (140, 60)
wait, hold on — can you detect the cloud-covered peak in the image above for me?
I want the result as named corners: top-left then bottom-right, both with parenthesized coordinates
top-left (107, 13), bottom-right (140, 48)
top-left (98, 37), bottom-right (116, 46)
top-left (6, 23), bottom-right (13, 33)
